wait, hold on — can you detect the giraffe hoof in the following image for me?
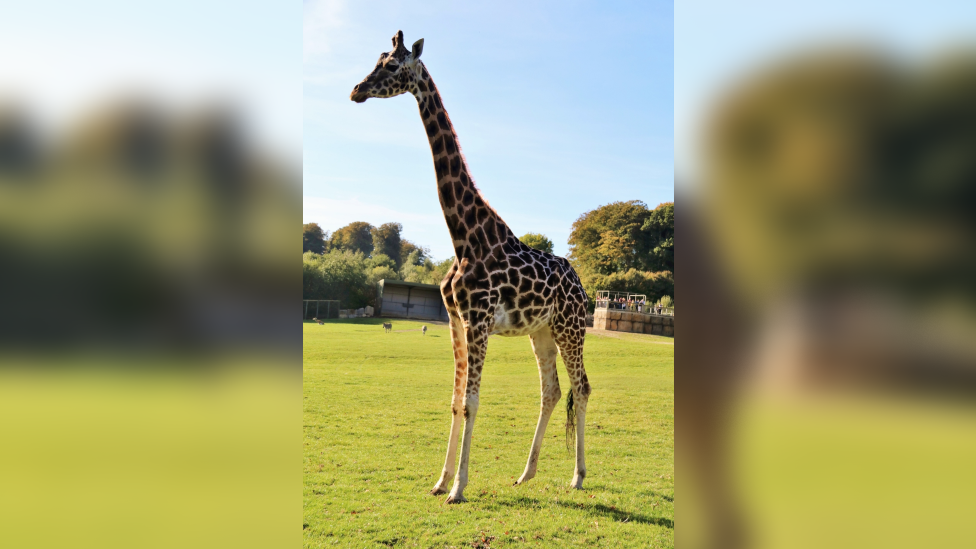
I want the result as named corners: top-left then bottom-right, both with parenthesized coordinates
top-left (430, 486), bottom-right (448, 496)
top-left (445, 494), bottom-right (467, 504)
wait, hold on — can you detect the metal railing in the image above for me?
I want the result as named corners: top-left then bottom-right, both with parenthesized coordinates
top-left (303, 300), bottom-right (340, 320)
top-left (594, 290), bottom-right (673, 315)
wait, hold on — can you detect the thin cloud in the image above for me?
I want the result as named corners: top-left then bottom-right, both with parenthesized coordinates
top-left (303, 0), bottom-right (346, 63)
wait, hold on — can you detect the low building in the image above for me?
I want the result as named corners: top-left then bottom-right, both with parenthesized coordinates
top-left (376, 279), bottom-right (449, 322)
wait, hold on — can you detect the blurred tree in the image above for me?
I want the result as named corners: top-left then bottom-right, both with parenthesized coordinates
top-left (329, 221), bottom-right (374, 255)
top-left (303, 223), bottom-right (326, 254)
top-left (519, 233), bottom-right (554, 254)
top-left (371, 222), bottom-right (403, 267)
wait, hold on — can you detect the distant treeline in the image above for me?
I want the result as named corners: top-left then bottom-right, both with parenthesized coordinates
top-left (303, 221), bottom-right (452, 309)
top-left (303, 200), bottom-right (673, 310)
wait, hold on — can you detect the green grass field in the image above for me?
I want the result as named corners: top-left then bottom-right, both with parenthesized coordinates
top-left (303, 318), bottom-right (673, 548)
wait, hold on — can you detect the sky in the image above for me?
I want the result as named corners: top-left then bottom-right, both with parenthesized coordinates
top-left (303, 0), bottom-right (673, 260)
top-left (0, 1), bottom-right (301, 163)
top-left (675, 0), bottom-right (976, 185)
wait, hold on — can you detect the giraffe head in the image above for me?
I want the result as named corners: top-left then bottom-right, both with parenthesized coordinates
top-left (350, 30), bottom-right (424, 103)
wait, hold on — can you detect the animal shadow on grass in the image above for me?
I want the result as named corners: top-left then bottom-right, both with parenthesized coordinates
top-left (558, 501), bottom-right (673, 529)
top-left (492, 496), bottom-right (673, 529)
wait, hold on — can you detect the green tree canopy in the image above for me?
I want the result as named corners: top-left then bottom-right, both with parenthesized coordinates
top-left (641, 202), bottom-right (674, 273)
top-left (303, 223), bottom-right (326, 254)
top-left (302, 223), bottom-right (451, 309)
top-left (401, 256), bottom-right (455, 285)
top-left (329, 221), bottom-right (375, 255)
top-left (568, 200), bottom-right (656, 276)
top-left (371, 222), bottom-right (403, 267)
top-left (592, 269), bottom-right (674, 305)
top-left (568, 200), bottom-right (675, 310)
top-left (399, 240), bottom-right (430, 267)
top-left (519, 233), bottom-right (554, 254)
top-left (303, 250), bottom-right (369, 307)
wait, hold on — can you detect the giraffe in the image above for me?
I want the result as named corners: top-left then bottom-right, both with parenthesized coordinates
top-left (351, 31), bottom-right (591, 504)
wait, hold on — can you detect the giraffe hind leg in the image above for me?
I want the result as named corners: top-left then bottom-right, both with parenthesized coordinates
top-left (515, 326), bottom-right (561, 486)
top-left (553, 319), bottom-right (589, 490)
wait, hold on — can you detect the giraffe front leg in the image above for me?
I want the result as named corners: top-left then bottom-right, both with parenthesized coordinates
top-left (446, 321), bottom-right (487, 504)
top-left (430, 391), bottom-right (463, 495)
top-left (445, 393), bottom-right (478, 503)
top-left (516, 327), bottom-right (561, 486)
top-left (431, 315), bottom-right (467, 495)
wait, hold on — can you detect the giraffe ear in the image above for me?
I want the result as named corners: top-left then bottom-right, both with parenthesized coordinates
top-left (412, 38), bottom-right (424, 59)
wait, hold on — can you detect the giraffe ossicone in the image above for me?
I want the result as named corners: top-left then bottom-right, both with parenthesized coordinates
top-left (351, 30), bottom-right (591, 503)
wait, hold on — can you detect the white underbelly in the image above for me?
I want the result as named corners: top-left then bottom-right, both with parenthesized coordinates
top-left (490, 303), bottom-right (550, 337)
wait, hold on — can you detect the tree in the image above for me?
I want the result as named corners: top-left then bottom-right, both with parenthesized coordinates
top-left (303, 223), bottom-right (326, 254)
top-left (591, 269), bottom-right (674, 304)
top-left (302, 250), bottom-right (369, 307)
top-left (641, 202), bottom-right (674, 273)
top-left (371, 222), bottom-right (403, 266)
top-left (401, 255), bottom-right (455, 285)
top-left (568, 200), bottom-right (656, 277)
top-left (399, 239), bottom-right (430, 267)
top-left (519, 233), bottom-right (554, 254)
top-left (567, 200), bottom-right (675, 310)
top-left (368, 253), bottom-right (397, 271)
top-left (329, 221), bottom-right (374, 255)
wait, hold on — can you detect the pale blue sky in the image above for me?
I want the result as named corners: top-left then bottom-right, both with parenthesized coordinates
top-left (304, 0), bottom-right (673, 260)
top-left (675, 0), bottom-right (976, 184)
top-left (0, 0), bottom-right (300, 162)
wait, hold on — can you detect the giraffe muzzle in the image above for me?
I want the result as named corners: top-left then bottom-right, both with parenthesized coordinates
top-left (350, 84), bottom-right (370, 103)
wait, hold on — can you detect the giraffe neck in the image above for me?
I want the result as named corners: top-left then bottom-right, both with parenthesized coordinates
top-left (412, 63), bottom-right (514, 262)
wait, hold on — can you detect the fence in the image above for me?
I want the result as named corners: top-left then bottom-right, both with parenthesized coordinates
top-left (593, 290), bottom-right (673, 316)
top-left (303, 300), bottom-right (340, 320)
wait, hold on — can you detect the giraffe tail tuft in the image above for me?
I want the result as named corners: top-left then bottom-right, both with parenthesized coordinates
top-left (565, 389), bottom-right (576, 451)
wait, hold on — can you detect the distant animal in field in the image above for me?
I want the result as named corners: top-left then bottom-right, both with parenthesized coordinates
top-left (383, 322), bottom-right (392, 333)
top-left (313, 317), bottom-right (324, 325)
top-left (422, 326), bottom-right (428, 336)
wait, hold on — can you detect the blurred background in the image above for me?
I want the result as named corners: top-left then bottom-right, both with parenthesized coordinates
top-left (676, 1), bottom-right (976, 548)
top-left (0, 1), bottom-right (299, 548)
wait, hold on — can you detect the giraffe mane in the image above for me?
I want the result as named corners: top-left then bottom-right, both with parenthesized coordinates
top-left (419, 61), bottom-right (505, 228)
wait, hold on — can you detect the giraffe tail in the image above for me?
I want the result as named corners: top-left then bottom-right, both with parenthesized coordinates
top-left (565, 389), bottom-right (576, 451)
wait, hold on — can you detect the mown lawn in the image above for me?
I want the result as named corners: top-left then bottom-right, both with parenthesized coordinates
top-left (303, 318), bottom-right (673, 548)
